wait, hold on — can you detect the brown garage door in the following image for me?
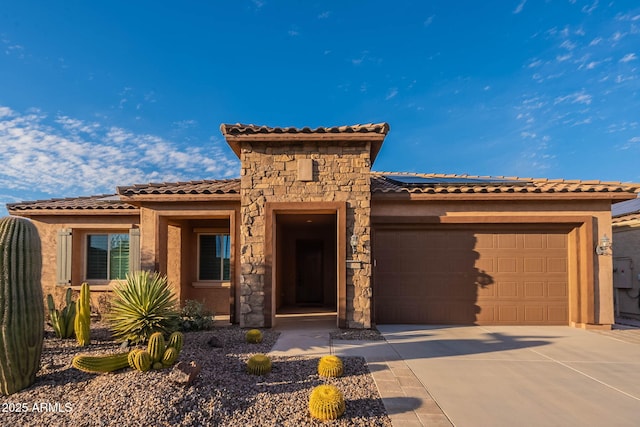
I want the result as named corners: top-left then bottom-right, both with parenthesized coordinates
top-left (373, 227), bottom-right (569, 325)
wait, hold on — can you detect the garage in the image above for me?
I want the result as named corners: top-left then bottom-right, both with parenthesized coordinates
top-left (373, 226), bottom-right (569, 325)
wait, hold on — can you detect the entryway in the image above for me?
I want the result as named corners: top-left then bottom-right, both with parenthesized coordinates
top-left (275, 213), bottom-right (337, 315)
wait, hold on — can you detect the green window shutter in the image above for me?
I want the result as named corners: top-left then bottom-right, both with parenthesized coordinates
top-left (56, 229), bottom-right (72, 285)
top-left (129, 228), bottom-right (141, 274)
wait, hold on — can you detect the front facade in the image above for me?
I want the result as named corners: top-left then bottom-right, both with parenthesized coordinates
top-left (8, 123), bottom-right (639, 329)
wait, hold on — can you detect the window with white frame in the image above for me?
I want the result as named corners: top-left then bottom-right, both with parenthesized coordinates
top-left (86, 233), bottom-right (130, 280)
top-left (198, 234), bottom-right (230, 281)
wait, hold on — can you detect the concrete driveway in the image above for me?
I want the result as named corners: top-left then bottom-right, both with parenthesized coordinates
top-left (377, 325), bottom-right (640, 427)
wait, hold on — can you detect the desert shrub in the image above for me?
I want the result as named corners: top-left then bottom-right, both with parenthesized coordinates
top-left (107, 271), bottom-right (180, 344)
top-left (180, 299), bottom-right (215, 331)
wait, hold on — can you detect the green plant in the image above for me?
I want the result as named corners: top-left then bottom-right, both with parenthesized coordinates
top-left (180, 299), bottom-right (215, 331)
top-left (132, 350), bottom-right (152, 372)
top-left (72, 352), bottom-right (130, 373)
top-left (167, 331), bottom-right (184, 352)
top-left (0, 216), bottom-right (44, 395)
top-left (129, 331), bottom-right (184, 372)
top-left (107, 271), bottom-right (180, 344)
top-left (46, 288), bottom-right (76, 339)
top-left (245, 329), bottom-right (263, 344)
top-left (75, 282), bottom-right (91, 346)
top-left (162, 347), bottom-right (180, 366)
top-left (246, 354), bottom-right (271, 375)
top-left (318, 355), bottom-right (343, 378)
top-left (148, 332), bottom-right (166, 363)
top-left (308, 384), bottom-right (346, 421)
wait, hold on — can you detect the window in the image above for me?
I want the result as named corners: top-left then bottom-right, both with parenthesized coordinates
top-left (198, 234), bottom-right (230, 281)
top-left (86, 233), bottom-right (130, 280)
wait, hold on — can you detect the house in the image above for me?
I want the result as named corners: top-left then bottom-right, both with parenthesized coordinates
top-left (611, 198), bottom-right (640, 320)
top-left (7, 123), bottom-right (640, 329)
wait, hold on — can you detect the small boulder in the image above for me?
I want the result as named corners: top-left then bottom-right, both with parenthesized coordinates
top-left (170, 361), bottom-right (202, 386)
top-left (207, 335), bottom-right (222, 348)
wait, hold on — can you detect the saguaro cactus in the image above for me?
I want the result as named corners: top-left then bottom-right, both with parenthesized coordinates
top-left (75, 282), bottom-right (91, 346)
top-left (0, 216), bottom-right (44, 395)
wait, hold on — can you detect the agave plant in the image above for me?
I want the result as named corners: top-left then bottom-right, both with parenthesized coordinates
top-left (107, 271), bottom-right (180, 344)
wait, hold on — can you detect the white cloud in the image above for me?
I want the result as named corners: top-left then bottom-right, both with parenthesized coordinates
top-left (385, 88), bottom-right (398, 100)
top-left (318, 11), bottom-right (330, 19)
top-left (554, 90), bottom-right (592, 105)
top-left (0, 106), bottom-right (238, 199)
top-left (513, 0), bottom-right (527, 14)
top-left (424, 15), bottom-right (434, 26)
top-left (589, 37), bottom-right (602, 46)
top-left (620, 53), bottom-right (637, 63)
top-left (629, 136), bottom-right (640, 143)
top-left (581, 0), bottom-right (598, 14)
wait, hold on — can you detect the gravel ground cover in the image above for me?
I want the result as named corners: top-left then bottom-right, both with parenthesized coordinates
top-left (1, 323), bottom-right (392, 426)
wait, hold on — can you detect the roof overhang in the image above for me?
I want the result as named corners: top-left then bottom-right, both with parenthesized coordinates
top-left (220, 123), bottom-right (390, 163)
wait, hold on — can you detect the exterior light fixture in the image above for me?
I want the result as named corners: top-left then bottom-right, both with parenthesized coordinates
top-left (595, 234), bottom-right (612, 256)
top-left (350, 234), bottom-right (358, 255)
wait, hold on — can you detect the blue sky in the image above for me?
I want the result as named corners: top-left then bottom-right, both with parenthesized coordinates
top-left (1, 1), bottom-right (640, 216)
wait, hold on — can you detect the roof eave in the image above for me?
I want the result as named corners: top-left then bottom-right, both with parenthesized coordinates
top-left (118, 194), bottom-right (241, 202)
top-left (371, 191), bottom-right (638, 201)
top-left (7, 208), bottom-right (140, 217)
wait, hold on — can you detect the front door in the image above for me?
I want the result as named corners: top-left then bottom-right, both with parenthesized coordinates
top-left (296, 239), bottom-right (324, 305)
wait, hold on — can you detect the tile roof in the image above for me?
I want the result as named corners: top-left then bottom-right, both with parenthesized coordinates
top-left (371, 172), bottom-right (640, 196)
top-left (9, 172), bottom-right (639, 213)
top-left (6, 195), bottom-right (137, 212)
top-left (117, 179), bottom-right (240, 196)
top-left (219, 123), bottom-right (389, 136)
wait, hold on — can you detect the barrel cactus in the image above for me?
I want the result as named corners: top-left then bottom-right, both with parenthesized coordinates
top-left (132, 350), bottom-right (152, 372)
top-left (0, 216), bottom-right (44, 395)
top-left (246, 354), bottom-right (271, 375)
top-left (161, 346), bottom-right (180, 366)
top-left (318, 355), bottom-right (344, 378)
top-left (309, 384), bottom-right (346, 421)
top-left (167, 331), bottom-right (184, 352)
top-left (148, 331), bottom-right (166, 363)
top-left (75, 282), bottom-right (91, 346)
top-left (245, 329), bottom-right (263, 344)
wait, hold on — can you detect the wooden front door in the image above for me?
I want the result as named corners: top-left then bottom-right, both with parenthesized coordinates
top-left (296, 239), bottom-right (324, 305)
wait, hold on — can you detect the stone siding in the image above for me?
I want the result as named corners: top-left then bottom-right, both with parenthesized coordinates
top-left (239, 141), bottom-right (373, 328)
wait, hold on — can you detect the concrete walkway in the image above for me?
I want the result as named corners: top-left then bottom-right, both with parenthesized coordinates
top-left (269, 315), bottom-right (452, 426)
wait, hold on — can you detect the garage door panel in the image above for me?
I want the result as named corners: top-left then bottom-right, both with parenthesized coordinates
top-left (374, 228), bottom-right (569, 325)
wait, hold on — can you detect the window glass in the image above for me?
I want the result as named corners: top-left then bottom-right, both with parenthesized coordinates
top-left (86, 233), bottom-right (129, 280)
top-left (110, 234), bottom-right (130, 280)
top-left (199, 234), bottom-right (230, 281)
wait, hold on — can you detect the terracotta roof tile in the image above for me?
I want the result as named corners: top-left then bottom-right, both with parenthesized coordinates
top-left (371, 172), bottom-right (640, 195)
top-left (613, 213), bottom-right (640, 224)
top-left (6, 195), bottom-right (136, 212)
top-left (220, 123), bottom-right (389, 136)
top-left (117, 179), bottom-right (240, 196)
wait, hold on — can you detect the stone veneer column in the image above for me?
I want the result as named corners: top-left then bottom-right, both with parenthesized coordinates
top-left (220, 124), bottom-right (389, 329)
